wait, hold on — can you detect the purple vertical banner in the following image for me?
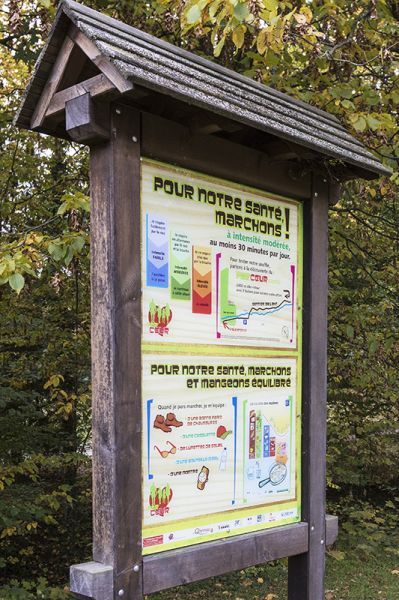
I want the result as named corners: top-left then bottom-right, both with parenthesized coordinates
top-left (290, 264), bottom-right (295, 343)
top-left (216, 252), bottom-right (221, 339)
top-left (146, 214), bottom-right (169, 288)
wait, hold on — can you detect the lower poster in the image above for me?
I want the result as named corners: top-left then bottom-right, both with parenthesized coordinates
top-left (142, 354), bottom-right (301, 554)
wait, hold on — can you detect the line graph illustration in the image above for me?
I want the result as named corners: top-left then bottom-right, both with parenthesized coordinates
top-left (216, 253), bottom-right (296, 344)
top-left (221, 298), bottom-right (292, 326)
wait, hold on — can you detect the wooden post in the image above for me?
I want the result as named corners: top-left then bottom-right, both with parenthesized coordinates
top-left (90, 103), bottom-right (142, 599)
top-left (287, 175), bottom-right (329, 600)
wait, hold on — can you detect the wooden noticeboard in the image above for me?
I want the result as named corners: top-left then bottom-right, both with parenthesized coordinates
top-left (141, 159), bottom-right (303, 554)
top-left (15, 3), bottom-right (388, 598)
top-left (84, 105), bottom-right (333, 599)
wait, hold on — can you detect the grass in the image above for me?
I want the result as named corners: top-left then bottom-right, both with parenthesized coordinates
top-left (145, 546), bottom-right (399, 600)
top-left (1, 539), bottom-right (398, 599)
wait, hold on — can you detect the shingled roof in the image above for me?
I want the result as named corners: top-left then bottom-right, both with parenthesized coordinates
top-left (15, 0), bottom-right (390, 178)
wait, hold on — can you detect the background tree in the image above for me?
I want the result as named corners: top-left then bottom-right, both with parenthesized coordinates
top-left (0, 0), bottom-right (398, 594)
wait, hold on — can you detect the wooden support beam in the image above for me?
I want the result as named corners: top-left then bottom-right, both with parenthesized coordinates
top-left (188, 111), bottom-right (243, 135)
top-left (46, 74), bottom-right (116, 120)
top-left (262, 140), bottom-right (316, 161)
top-left (65, 93), bottom-right (109, 144)
top-left (325, 514), bottom-right (339, 546)
top-left (69, 25), bottom-right (134, 94)
top-left (31, 35), bottom-right (75, 129)
top-left (287, 176), bottom-right (329, 600)
top-left (141, 112), bottom-right (312, 200)
top-left (90, 103), bottom-right (142, 599)
top-left (57, 42), bottom-right (89, 91)
top-left (143, 522), bottom-right (309, 595)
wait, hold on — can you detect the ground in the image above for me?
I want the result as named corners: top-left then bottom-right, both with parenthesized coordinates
top-left (146, 549), bottom-right (399, 600)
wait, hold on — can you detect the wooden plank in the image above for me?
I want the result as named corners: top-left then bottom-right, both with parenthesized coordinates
top-left (287, 175), bottom-right (329, 600)
top-left (65, 93), bottom-right (109, 144)
top-left (46, 74), bottom-right (116, 119)
top-left (326, 514), bottom-right (339, 546)
top-left (69, 25), bottom-right (134, 94)
top-left (31, 35), bottom-right (75, 129)
top-left (57, 42), bottom-right (88, 90)
top-left (141, 112), bottom-right (312, 200)
top-left (143, 522), bottom-right (309, 595)
top-left (90, 103), bottom-right (142, 599)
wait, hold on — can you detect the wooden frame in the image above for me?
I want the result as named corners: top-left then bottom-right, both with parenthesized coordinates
top-left (66, 106), bottom-right (336, 600)
top-left (16, 6), bottom-right (387, 599)
top-left (31, 34), bottom-right (75, 129)
top-left (89, 103), bottom-right (142, 599)
top-left (30, 24), bottom-right (133, 132)
top-left (288, 177), bottom-right (329, 600)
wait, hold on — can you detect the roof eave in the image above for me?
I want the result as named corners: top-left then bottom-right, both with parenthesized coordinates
top-left (14, 0), bottom-right (391, 181)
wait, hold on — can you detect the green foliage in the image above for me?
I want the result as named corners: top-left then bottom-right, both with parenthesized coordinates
top-left (172, 0), bottom-right (399, 507)
top-left (0, 579), bottom-right (72, 599)
top-left (329, 496), bottom-right (399, 559)
top-left (1, 0), bottom-right (399, 595)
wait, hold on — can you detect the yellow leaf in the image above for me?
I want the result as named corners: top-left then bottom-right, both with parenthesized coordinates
top-left (328, 549), bottom-right (345, 561)
top-left (214, 34), bottom-right (226, 57)
top-left (1, 527), bottom-right (17, 538)
top-left (232, 24), bottom-right (246, 49)
top-left (257, 28), bottom-right (268, 55)
top-left (391, 569), bottom-right (399, 575)
top-left (300, 6), bottom-right (313, 22)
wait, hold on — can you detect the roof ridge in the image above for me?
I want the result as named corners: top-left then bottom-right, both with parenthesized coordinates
top-left (74, 12), bottom-right (344, 134)
top-left (99, 39), bottom-right (371, 161)
top-left (62, 0), bottom-right (341, 124)
top-left (14, 0), bottom-right (390, 178)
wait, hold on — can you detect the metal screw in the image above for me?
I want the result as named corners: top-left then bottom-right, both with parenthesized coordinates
top-left (133, 564), bottom-right (140, 573)
top-left (115, 108), bottom-right (122, 115)
top-left (132, 136), bottom-right (138, 143)
top-left (118, 590), bottom-right (124, 597)
top-left (314, 192), bottom-right (319, 198)
top-left (311, 525), bottom-right (315, 532)
top-left (320, 539), bottom-right (324, 545)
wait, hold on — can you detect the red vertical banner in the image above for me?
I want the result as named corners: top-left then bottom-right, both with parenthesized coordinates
top-left (192, 246), bottom-right (212, 314)
top-left (249, 410), bottom-right (256, 459)
top-left (270, 438), bottom-right (276, 457)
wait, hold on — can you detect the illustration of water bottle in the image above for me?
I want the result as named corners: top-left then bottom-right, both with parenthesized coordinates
top-left (219, 448), bottom-right (227, 471)
top-left (246, 464), bottom-right (255, 480)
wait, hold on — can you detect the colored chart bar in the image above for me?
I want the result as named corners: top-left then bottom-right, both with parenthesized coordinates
top-left (192, 246), bottom-right (212, 314)
top-left (146, 214), bottom-right (169, 288)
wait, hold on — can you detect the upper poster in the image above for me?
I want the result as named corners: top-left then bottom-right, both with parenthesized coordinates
top-left (141, 160), bottom-right (302, 350)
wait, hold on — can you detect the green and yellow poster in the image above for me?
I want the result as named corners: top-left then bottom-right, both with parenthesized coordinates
top-left (141, 159), bottom-right (303, 554)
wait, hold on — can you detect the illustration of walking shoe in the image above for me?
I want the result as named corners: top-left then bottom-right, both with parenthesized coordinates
top-left (153, 415), bottom-right (172, 432)
top-left (165, 412), bottom-right (183, 427)
top-left (153, 412), bottom-right (183, 432)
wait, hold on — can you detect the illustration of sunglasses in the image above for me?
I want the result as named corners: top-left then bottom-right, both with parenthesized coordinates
top-left (154, 441), bottom-right (177, 458)
top-left (258, 462), bottom-right (287, 488)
